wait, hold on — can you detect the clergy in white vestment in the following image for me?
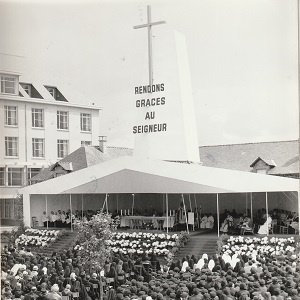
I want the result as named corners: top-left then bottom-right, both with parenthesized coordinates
top-left (208, 259), bottom-right (215, 271)
top-left (181, 261), bottom-right (189, 272)
top-left (194, 258), bottom-right (204, 270)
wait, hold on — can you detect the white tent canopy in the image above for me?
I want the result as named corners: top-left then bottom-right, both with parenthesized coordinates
top-left (20, 156), bottom-right (298, 195)
top-left (19, 156), bottom-right (299, 228)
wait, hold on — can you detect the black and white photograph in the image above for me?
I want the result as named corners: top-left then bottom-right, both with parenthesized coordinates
top-left (0, 0), bottom-right (299, 299)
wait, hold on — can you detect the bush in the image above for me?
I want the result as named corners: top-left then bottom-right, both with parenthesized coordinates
top-left (73, 212), bottom-right (119, 270)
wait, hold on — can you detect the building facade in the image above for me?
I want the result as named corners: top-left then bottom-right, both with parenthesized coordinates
top-left (0, 70), bottom-right (101, 225)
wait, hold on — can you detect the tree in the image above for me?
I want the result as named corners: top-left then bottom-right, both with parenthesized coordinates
top-left (73, 212), bottom-right (119, 271)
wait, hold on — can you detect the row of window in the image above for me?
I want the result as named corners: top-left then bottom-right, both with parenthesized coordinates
top-left (4, 106), bottom-right (92, 132)
top-left (0, 167), bottom-right (41, 187)
top-left (4, 137), bottom-right (92, 158)
top-left (0, 199), bottom-right (23, 219)
top-left (1, 74), bottom-right (68, 102)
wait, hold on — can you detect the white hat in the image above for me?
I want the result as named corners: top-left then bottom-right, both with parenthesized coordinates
top-left (51, 284), bottom-right (59, 292)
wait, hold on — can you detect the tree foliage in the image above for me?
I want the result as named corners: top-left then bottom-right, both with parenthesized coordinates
top-left (1, 221), bottom-right (28, 247)
top-left (73, 212), bottom-right (119, 271)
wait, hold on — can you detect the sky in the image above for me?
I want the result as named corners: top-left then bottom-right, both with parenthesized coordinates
top-left (0, 0), bottom-right (298, 147)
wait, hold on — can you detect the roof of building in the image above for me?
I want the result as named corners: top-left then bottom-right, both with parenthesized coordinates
top-left (199, 140), bottom-right (299, 175)
top-left (30, 140), bottom-right (299, 184)
top-left (0, 76), bottom-right (101, 110)
top-left (21, 156), bottom-right (299, 195)
top-left (30, 146), bottom-right (133, 183)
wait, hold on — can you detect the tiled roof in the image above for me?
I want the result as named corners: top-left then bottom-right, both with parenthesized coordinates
top-left (199, 140), bottom-right (299, 175)
top-left (30, 146), bottom-right (133, 183)
top-left (30, 169), bottom-right (56, 183)
top-left (30, 140), bottom-right (299, 184)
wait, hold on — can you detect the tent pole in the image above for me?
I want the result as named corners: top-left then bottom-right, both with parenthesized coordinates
top-left (46, 195), bottom-right (48, 229)
top-left (298, 191), bottom-right (300, 236)
top-left (70, 194), bottom-right (73, 232)
top-left (182, 194), bottom-right (189, 234)
top-left (166, 194), bottom-right (169, 234)
top-left (106, 194), bottom-right (109, 214)
top-left (266, 192), bottom-right (269, 236)
top-left (194, 194), bottom-right (198, 228)
top-left (117, 194), bottom-right (119, 214)
top-left (250, 193), bottom-right (253, 221)
top-left (217, 193), bottom-right (220, 238)
top-left (81, 194), bottom-right (84, 220)
top-left (245, 193), bottom-right (248, 215)
top-left (189, 194), bottom-right (192, 212)
top-left (131, 194), bottom-right (134, 216)
top-left (102, 195), bottom-right (106, 211)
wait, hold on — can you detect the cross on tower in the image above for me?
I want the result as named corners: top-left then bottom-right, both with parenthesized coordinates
top-left (133, 6), bottom-right (166, 87)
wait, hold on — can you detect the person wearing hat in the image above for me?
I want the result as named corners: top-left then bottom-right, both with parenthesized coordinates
top-left (89, 272), bottom-right (103, 300)
top-left (31, 266), bottom-right (39, 278)
top-left (61, 284), bottom-right (73, 300)
top-left (63, 273), bottom-right (81, 300)
top-left (44, 284), bottom-right (61, 300)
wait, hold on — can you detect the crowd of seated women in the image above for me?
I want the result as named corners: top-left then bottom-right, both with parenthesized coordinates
top-left (2, 240), bottom-right (300, 300)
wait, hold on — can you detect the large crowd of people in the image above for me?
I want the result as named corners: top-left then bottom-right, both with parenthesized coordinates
top-left (1, 236), bottom-right (300, 300)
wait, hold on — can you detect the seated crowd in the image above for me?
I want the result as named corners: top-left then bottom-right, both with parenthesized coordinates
top-left (218, 209), bottom-right (299, 236)
top-left (1, 239), bottom-right (300, 300)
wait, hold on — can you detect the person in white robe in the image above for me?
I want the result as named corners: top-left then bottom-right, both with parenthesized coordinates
top-left (181, 261), bottom-right (189, 272)
top-left (258, 214), bottom-right (272, 235)
top-left (194, 258), bottom-right (204, 270)
top-left (200, 215), bottom-right (208, 229)
top-left (208, 259), bottom-right (215, 271)
top-left (206, 214), bottom-right (214, 229)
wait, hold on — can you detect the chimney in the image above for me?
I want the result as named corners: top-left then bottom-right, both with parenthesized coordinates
top-left (99, 136), bottom-right (107, 153)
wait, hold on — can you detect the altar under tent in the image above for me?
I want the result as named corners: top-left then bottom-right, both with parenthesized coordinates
top-left (30, 191), bottom-right (298, 224)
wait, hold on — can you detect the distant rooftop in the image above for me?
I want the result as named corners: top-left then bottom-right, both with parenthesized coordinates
top-left (199, 140), bottom-right (299, 176)
top-left (30, 146), bottom-right (133, 183)
top-left (30, 140), bottom-right (299, 184)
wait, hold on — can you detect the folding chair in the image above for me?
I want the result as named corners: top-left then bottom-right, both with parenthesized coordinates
top-left (32, 216), bottom-right (39, 228)
top-left (279, 225), bottom-right (288, 234)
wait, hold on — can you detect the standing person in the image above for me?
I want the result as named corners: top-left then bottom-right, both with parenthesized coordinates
top-left (49, 212), bottom-right (55, 228)
top-left (258, 214), bottom-right (272, 235)
top-left (61, 212), bottom-right (66, 228)
top-left (53, 212), bottom-right (58, 228)
top-left (42, 212), bottom-right (48, 228)
top-left (200, 215), bottom-right (208, 229)
top-left (65, 212), bottom-right (71, 229)
top-left (207, 213), bottom-right (214, 229)
top-left (56, 211), bottom-right (62, 228)
top-left (177, 202), bottom-right (186, 230)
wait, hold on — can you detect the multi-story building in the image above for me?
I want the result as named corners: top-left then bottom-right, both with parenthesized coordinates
top-left (0, 68), bottom-right (101, 225)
